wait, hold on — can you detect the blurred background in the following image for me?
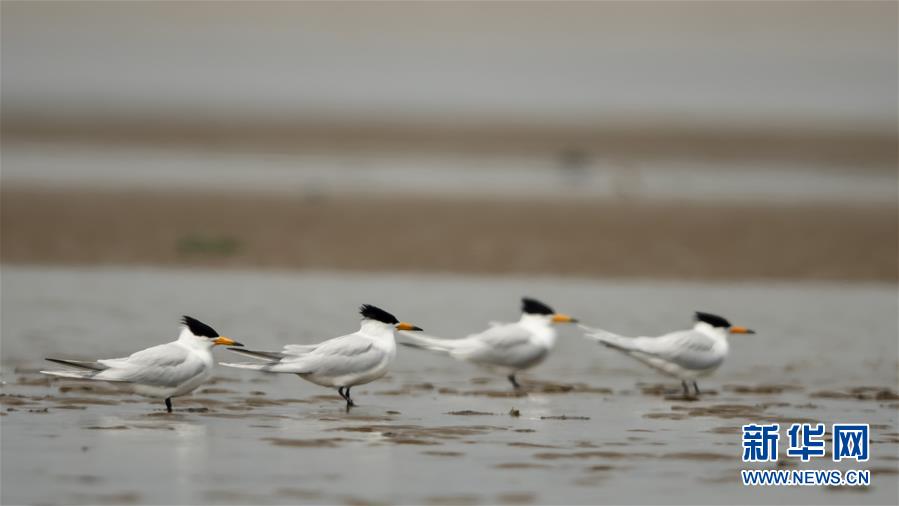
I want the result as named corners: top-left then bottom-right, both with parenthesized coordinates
top-left (2, 4), bottom-right (898, 505)
top-left (2, 1), bottom-right (896, 279)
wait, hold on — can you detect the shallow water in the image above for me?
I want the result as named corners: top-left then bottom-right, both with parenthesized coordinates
top-left (5, 140), bottom-right (896, 204)
top-left (2, 266), bottom-right (897, 505)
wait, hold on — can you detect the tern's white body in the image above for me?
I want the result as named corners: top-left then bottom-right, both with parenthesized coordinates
top-left (400, 314), bottom-right (557, 375)
top-left (221, 320), bottom-right (398, 388)
top-left (582, 321), bottom-right (729, 380)
top-left (40, 327), bottom-right (217, 399)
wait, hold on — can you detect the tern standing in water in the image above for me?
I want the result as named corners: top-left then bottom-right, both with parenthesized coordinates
top-left (581, 311), bottom-right (755, 396)
top-left (41, 316), bottom-right (243, 413)
top-left (399, 297), bottom-right (578, 390)
top-left (221, 304), bottom-right (421, 409)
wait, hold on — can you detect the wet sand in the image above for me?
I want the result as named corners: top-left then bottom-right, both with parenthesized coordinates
top-left (1, 266), bottom-right (897, 504)
top-left (2, 188), bottom-right (896, 281)
top-left (3, 372), bottom-right (897, 505)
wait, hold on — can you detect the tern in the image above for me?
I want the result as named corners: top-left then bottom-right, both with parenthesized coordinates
top-left (581, 311), bottom-right (755, 396)
top-left (220, 304), bottom-right (421, 409)
top-left (399, 297), bottom-right (578, 390)
top-left (41, 316), bottom-right (243, 412)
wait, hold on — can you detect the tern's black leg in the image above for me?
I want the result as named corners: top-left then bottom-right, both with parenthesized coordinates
top-left (165, 397), bottom-right (173, 413)
top-left (692, 381), bottom-right (701, 396)
top-left (345, 387), bottom-right (356, 407)
top-left (337, 387), bottom-right (355, 410)
top-left (681, 380), bottom-right (690, 397)
top-left (507, 374), bottom-right (521, 390)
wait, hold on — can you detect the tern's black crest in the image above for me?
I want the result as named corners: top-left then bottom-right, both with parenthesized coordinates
top-left (182, 315), bottom-right (219, 338)
top-left (694, 311), bottom-right (731, 328)
top-left (521, 297), bottom-right (554, 315)
top-left (359, 304), bottom-right (399, 324)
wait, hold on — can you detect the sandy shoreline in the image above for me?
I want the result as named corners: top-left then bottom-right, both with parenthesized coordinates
top-left (2, 188), bottom-right (895, 281)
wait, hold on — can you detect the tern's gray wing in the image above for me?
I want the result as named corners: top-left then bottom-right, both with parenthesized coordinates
top-left (282, 343), bottom-right (320, 355)
top-left (456, 323), bottom-right (547, 369)
top-left (633, 330), bottom-right (723, 371)
top-left (269, 334), bottom-right (383, 376)
top-left (95, 343), bottom-right (205, 387)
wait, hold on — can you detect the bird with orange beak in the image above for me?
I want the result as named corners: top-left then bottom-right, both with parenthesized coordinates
top-left (399, 297), bottom-right (578, 390)
top-left (581, 311), bottom-right (755, 397)
top-left (41, 316), bottom-right (243, 413)
top-left (221, 304), bottom-right (422, 409)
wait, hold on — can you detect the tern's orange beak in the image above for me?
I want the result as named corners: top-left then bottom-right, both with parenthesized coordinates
top-left (729, 326), bottom-right (755, 335)
top-left (395, 322), bottom-right (423, 331)
top-left (551, 313), bottom-right (578, 324)
top-left (213, 336), bottom-right (243, 346)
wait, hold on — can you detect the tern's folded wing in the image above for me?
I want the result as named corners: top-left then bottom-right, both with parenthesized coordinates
top-left (96, 343), bottom-right (204, 386)
top-left (457, 324), bottom-right (546, 367)
top-left (282, 343), bottom-right (319, 355)
top-left (471, 324), bottom-right (533, 350)
top-left (267, 334), bottom-right (383, 376)
top-left (633, 331), bottom-right (723, 370)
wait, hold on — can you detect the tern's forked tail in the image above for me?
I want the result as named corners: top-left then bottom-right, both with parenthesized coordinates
top-left (40, 369), bottom-right (99, 379)
top-left (218, 361), bottom-right (272, 371)
top-left (40, 357), bottom-right (107, 379)
top-left (397, 330), bottom-right (463, 354)
top-left (579, 325), bottom-right (635, 351)
top-left (225, 347), bottom-right (285, 361)
top-left (219, 347), bottom-right (286, 371)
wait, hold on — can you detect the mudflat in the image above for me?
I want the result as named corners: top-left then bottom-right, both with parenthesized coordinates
top-left (1, 267), bottom-right (897, 505)
top-left (2, 188), bottom-right (895, 281)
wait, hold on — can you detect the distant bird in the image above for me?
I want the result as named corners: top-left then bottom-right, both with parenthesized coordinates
top-left (581, 311), bottom-right (755, 396)
top-left (399, 297), bottom-right (578, 390)
top-left (220, 305), bottom-right (421, 409)
top-left (41, 316), bottom-right (243, 413)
